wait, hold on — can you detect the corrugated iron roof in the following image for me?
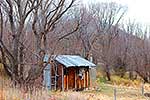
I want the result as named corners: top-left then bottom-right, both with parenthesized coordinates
top-left (44, 55), bottom-right (96, 67)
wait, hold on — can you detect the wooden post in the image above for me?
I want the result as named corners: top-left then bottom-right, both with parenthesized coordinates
top-left (84, 71), bottom-right (86, 89)
top-left (141, 83), bottom-right (144, 95)
top-left (67, 74), bottom-right (69, 90)
top-left (75, 70), bottom-right (77, 89)
top-left (79, 79), bottom-right (81, 89)
top-left (114, 88), bottom-right (117, 100)
top-left (88, 70), bottom-right (90, 88)
top-left (87, 71), bottom-right (89, 88)
top-left (62, 67), bottom-right (64, 91)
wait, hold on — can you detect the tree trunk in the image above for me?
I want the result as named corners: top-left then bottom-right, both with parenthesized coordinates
top-left (12, 36), bottom-right (20, 86)
top-left (106, 65), bottom-right (111, 81)
top-left (19, 46), bottom-right (24, 86)
top-left (35, 34), bottom-right (42, 53)
top-left (129, 71), bottom-right (133, 80)
top-left (42, 33), bottom-right (47, 52)
top-left (143, 77), bottom-right (148, 83)
top-left (12, 36), bottom-right (19, 70)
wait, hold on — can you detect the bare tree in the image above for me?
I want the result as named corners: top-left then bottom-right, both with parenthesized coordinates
top-left (0, 0), bottom-right (42, 86)
top-left (130, 25), bottom-right (150, 83)
top-left (31, 0), bottom-right (77, 53)
top-left (122, 20), bottom-right (150, 82)
top-left (90, 2), bottom-right (127, 81)
top-left (0, 0), bottom-right (79, 89)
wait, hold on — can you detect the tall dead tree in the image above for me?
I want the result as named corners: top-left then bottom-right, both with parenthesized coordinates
top-left (0, 0), bottom-right (78, 88)
top-left (0, 0), bottom-right (41, 86)
top-left (26, 0), bottom-right (78, 87)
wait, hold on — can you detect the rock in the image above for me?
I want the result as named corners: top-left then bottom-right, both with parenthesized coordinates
top-left (144, 93), bottom-right (150, 97)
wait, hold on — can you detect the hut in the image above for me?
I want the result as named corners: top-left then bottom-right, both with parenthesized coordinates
top-left (43, 55), bottom-right (96, 91)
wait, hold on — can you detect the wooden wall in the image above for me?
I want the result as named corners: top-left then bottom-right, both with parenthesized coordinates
top-left (57, 64), bottom-right (63, 90)
top-left (63, 67), bottom-right (89, 91)
top-left (51, 62), bottom-right (90, 91)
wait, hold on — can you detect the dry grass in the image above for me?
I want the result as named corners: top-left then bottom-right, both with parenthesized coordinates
top-left (0, 76), bottom-right (150, 100)
top-left (0, 77), bottom-right (149, 100)
top-left (0, 84), bottom-right (149, 100)
top-left (3, 87), bottom-right (51, 100)
top-left (0, 69), bottom-right (150, 100)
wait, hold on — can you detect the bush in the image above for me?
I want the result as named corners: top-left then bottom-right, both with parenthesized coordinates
top-left (97, 77), bottom-right (107, 84)
top-left (110, 75), bottom-right (141, 87)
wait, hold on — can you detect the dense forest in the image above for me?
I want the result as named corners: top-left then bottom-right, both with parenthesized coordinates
top-left (0, 0), bottom-right (150, 89)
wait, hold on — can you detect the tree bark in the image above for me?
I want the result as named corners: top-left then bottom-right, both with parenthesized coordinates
top-left (106, 65), bottom-right (111, 81)
top-left (35, 34), bottom-right (42, 53)
top-left (19, 46), bottom-right (24, 86)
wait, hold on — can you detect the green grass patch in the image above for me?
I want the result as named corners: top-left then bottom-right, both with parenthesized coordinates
top-left (97, 76), bottom-right (107, 83)
top-left (99, 84), bottom-right (114, 96)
